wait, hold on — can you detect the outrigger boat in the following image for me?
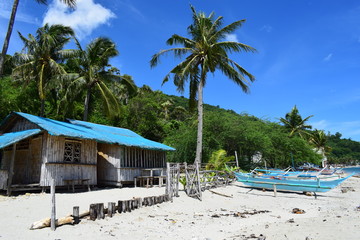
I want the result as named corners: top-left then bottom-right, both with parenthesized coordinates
top-left (253, 166), bottom-right (342, 178)
top-left (234, 171), bottom-right (353, 193)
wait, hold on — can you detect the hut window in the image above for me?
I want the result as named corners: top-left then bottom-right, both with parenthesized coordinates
top-left (64, 140), bottom-right (81, 163)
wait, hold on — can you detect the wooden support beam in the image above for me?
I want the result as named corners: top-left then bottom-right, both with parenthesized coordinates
top-left (6, 143), bottom-right (16, 196)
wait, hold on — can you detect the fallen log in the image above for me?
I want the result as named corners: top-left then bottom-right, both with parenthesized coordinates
top-left (30, 216), bottom-right (74, 230)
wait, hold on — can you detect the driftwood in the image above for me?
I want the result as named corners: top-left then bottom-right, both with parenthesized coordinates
top-left (30, 216), bottom-right (74, 230)
top-left (208, 189), bottom-right (233, 198)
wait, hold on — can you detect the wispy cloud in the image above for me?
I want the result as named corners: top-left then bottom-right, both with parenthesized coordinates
top-left (311, 120), bottom-right (329, 130)
top-left (260, 24), bottom-right (272, 33)
top-left (43, 0), bottom-right (115, 39)
top-left (323, 53), bottom-right (333, 61)
top-left (225, 34), bottom-right (238, 42)
top-left (310, 119), bottom-right (360, 140)
top-left (118, 1), bottom-right (145, 20)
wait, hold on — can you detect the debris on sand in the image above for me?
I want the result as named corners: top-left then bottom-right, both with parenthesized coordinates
top-left (292, 208), bottom-right (305, 214)
top-left (210, 209), bottom-right (270, 218)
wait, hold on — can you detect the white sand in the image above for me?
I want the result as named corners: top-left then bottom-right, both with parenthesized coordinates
top-left (0, 177), bottom-right (359, 240)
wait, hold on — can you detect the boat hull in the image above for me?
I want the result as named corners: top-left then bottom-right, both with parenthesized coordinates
top-left (234, 172), bottom-right (353, 193)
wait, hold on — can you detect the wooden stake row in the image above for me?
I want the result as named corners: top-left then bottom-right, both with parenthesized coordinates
top-left (30, 194), bottom-right (170, 230)
top-left (76, 194), bottom-right (170, 223)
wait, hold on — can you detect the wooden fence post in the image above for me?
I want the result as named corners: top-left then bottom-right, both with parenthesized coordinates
top-left (73, 206), bottom-right (80, 224)
top-left (50, 179), bottom-right (56, 231)
top-left (108, 202), bottom-right (115, 218)
top-left (96, 203), bottom-right (104, 220)
top-left (89, 204), bottom-right (96, 221)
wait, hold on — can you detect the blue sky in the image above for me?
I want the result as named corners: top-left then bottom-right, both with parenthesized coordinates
top-left (1, 0), bottom-right (360, 141)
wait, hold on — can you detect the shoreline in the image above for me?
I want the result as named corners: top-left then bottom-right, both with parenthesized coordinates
top-left (0, 177), bottom-right (359, 240)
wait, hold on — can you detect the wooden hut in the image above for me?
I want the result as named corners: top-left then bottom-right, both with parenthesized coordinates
top-left (68, 120), bottom-right (173, 186)
top-left (0, 112), bottom-right (174, 193)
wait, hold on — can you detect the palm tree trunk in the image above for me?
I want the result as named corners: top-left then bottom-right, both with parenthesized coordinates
top-left (0, 0), bottom-right (20, 76)
top-left (195, 78), bottom-right (204, 164)
top-left (40, 99), bottom-right (45, 117)
top-left (83, 87), bottom-right (91, 121)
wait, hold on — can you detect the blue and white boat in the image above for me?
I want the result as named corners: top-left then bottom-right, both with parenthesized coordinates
top-left (234, 171), bottom-right (353, 193)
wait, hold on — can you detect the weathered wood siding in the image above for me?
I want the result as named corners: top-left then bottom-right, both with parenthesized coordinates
top-left (97, 144), bottom-right (167, 185)
top-left (97, 143), bottom-right (123, 186)
top-left (40, 134), bottom-right (97, 186)
top-left (1, 136), bottom-right (42, 185)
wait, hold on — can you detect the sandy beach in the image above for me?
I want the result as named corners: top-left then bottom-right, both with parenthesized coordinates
top-left (0, 177), bottom-right (359, 240)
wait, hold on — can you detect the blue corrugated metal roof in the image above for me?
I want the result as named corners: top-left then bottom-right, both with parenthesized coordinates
top-left (8, 112), bottom-right (175, 151)
top-left (0, 129), bottom-right (42, 149)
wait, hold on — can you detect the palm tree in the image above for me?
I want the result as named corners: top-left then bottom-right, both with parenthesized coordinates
top-left (0, 0), bottom-right (76, 76)
top-left (309, 129), bottom-right (331, 167)
top-left (12, 24), bottom-right (75, 116)
top-left (161, 99), bottom-right (174, 120)
top-left (151, 6), bottom-right (256, 163)
top-left (109, 74), bottom-right (138, 105)
top-left (279, 105), bottom-right (313, 138)
top-left (63, 37), bottom-right (121, 121)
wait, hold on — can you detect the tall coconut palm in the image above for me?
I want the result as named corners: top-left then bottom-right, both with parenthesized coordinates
top-left (151, 6), bottom-right (256, 163)
top-left (309, 129), bottom-right (331, 167)
top-left (63, 37), bottom-right (121, 121)
top-left (0, 0), bottom-right (76, 76)
top-left (279, 105), bottom-right (313, 138)
top-left (12, 24), bottom-right (75, 116)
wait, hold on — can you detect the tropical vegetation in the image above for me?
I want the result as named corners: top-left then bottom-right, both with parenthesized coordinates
top-left (0, 7), bottom-right (359, 170)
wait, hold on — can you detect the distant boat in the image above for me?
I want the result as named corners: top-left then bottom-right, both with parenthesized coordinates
top-left (234, 171), bottom-right (353, 193)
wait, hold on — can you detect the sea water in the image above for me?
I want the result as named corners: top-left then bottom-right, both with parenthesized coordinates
top-left (342, 167), bottom-right (360, 176)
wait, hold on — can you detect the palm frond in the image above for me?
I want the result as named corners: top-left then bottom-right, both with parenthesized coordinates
top-left (150, 47), bottom-right (192, 67)
top-left (209, 19), bottom-right (246, 42)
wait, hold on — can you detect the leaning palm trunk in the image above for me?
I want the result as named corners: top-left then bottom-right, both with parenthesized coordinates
top-left (0, 0), bottom-right (19, 76)
top-left (195, 78), bottom-right (204, 164)
top-left (83, 87), bottom-right (91, 121)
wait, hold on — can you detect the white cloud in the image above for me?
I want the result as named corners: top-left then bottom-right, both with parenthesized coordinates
top-left (43, 0), bottom-right (115, 39)
top-left (323, 53), bottom-right (333, 61)
top-left (260, 24), bottom-right (272, 33)
top-left (225, 34), bottom-right (238, 42)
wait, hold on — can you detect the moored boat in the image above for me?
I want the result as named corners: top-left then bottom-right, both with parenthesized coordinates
top-left (234, 171), bottom-right (353, 193)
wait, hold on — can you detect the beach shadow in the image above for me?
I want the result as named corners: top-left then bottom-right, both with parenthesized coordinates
top-left (232, 184), bottom-right (330, 199)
